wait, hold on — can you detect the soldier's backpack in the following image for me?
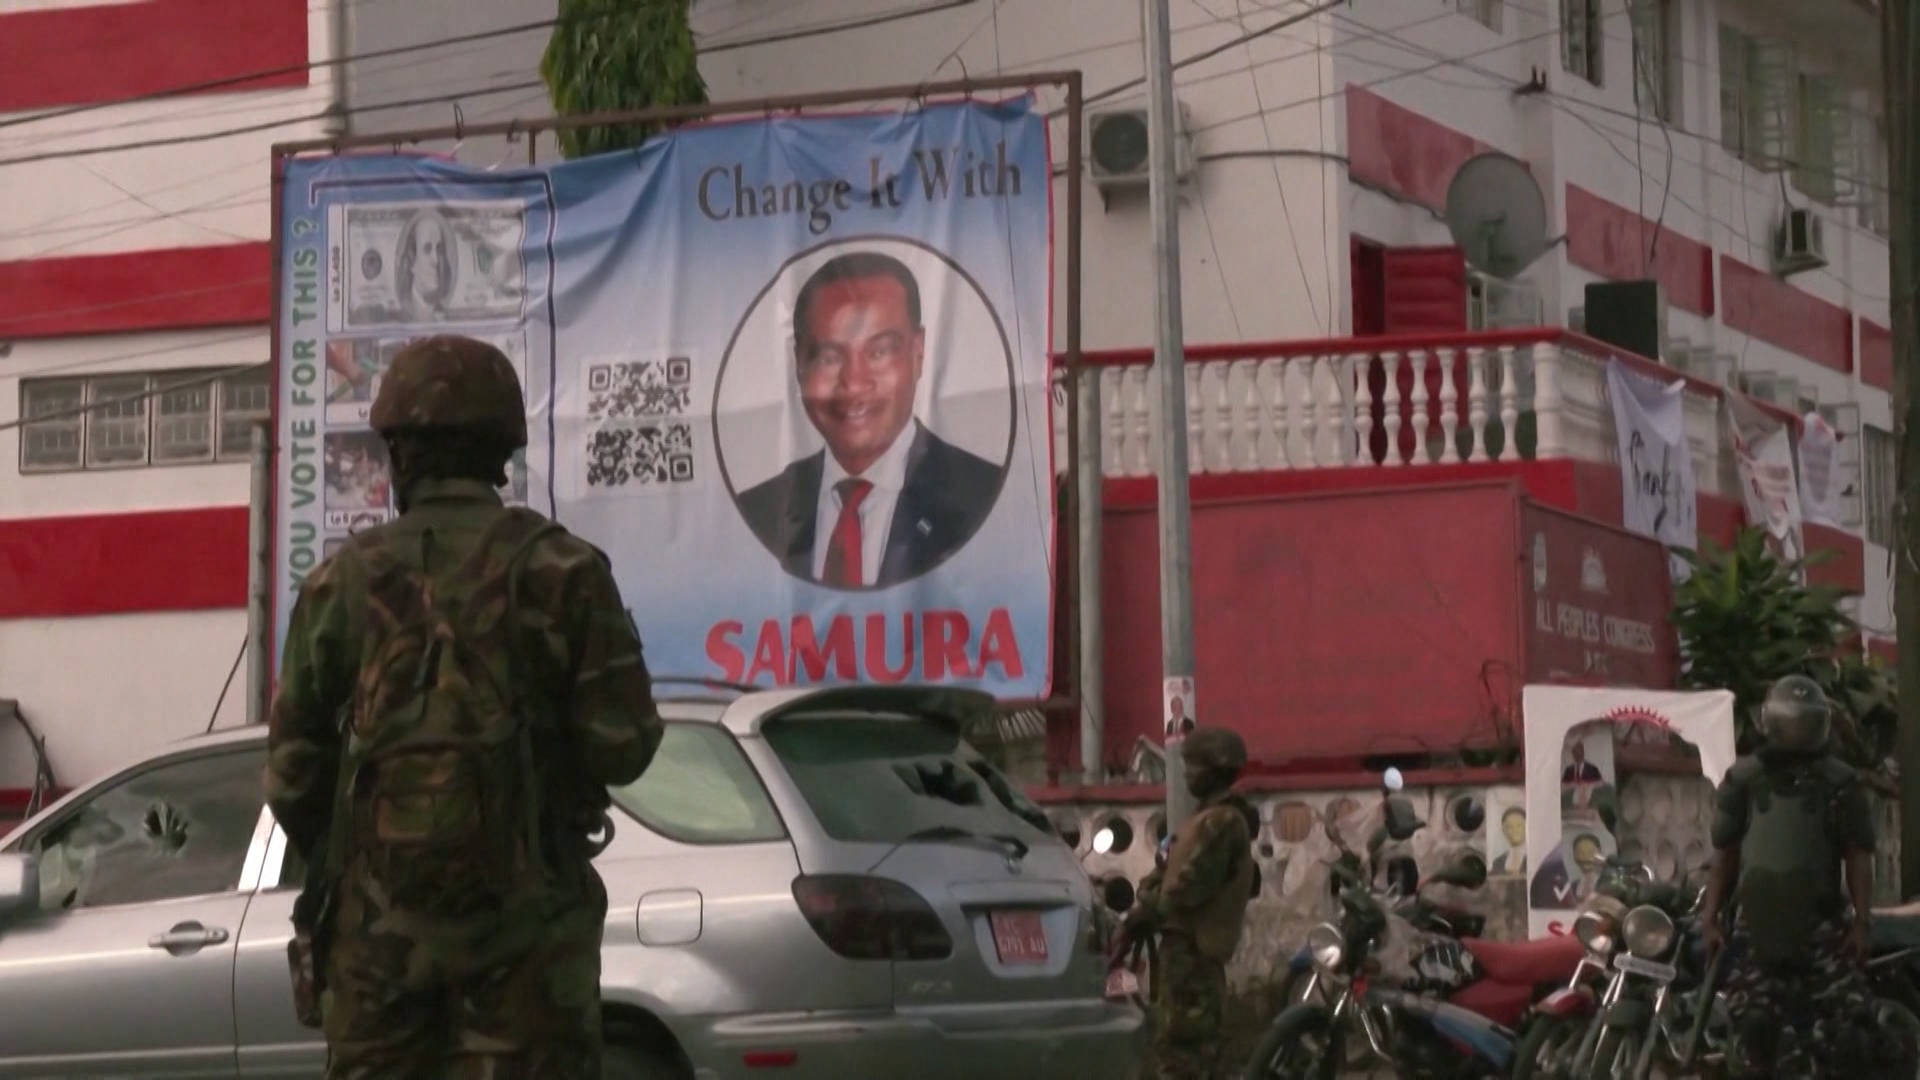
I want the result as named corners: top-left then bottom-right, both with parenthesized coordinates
top-left (1732, 754), bottom-right (1857, 969)
top-left (322, 509), bottom-right (564, 920)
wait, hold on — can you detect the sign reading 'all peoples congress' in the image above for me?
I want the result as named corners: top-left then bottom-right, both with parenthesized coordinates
top-left (274, 98), bottom-right (1057, 699)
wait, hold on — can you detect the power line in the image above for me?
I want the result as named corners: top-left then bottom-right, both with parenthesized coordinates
top-left (0, 1), bottom-right (988, 171)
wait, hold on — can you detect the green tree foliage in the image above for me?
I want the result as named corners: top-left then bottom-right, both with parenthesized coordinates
top-left (1672, 528), bottom-right (1897, 774)
top-left (540, 0), bottom-right (707, 161)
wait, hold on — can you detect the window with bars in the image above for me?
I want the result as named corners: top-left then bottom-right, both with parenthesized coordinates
top-left (1456, 0), bottom-right (1502, 32)
top-left (1718, 25), bottom-right (1794, 170)
top-left (1859, 114), bottom-right (1891, 235)
top-left (1794, 73), bottom-right (1841, 202)
top-left (1865, 425), bottom-right (1896, 550)
top-left (19, 368), bottom-right (268, 474)
top-left (1631, 0), bottom-right (1678, 123)
top-left (1562, 0), bottom-right (1603, 85)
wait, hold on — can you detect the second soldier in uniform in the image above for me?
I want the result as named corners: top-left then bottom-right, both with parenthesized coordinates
top-left (266, 335), bottom-right (663, 1078)
top-left (1124, 728), bottom-right (1257, 1079)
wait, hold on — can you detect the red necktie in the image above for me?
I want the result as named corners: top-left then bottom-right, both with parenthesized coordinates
top-left (823, 478), bottom-right (873, 587)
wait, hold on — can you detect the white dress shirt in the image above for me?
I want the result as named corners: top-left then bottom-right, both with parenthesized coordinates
top-left (811, 426), bottom-right (915, 586)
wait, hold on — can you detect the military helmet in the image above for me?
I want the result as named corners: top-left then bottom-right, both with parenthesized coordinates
top-left (369, 335), bottom-right (528, 448)
top-left (1759, 674), bottom-right (1831, 753)
top-left (1183, 727), bottom-right (1248, 773)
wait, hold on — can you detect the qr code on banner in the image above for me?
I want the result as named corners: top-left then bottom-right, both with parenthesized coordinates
top-left (587, 357), bottom-right (693, 420)
top-left (587, 422), bottom-right (696, 489)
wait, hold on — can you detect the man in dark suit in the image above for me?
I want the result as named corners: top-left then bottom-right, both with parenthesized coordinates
top-left (736, 250), bottom-right (1004, 588)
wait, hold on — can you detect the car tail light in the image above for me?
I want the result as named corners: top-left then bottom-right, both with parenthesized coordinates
top-left (791, 874), bottom-right (953, 960)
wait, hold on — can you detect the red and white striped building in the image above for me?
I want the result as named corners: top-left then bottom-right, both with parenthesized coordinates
top-left (0, 0), bottom-right (338, 799)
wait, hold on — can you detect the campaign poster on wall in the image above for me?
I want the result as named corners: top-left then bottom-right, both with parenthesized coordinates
top-left (1521, 685), bottom-right (1736, 939)
top-left (273, 98), bottom-right (1056, 699)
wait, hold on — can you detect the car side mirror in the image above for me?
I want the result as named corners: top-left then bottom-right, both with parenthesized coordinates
top-left (0, 853), bottom-right (39, 927)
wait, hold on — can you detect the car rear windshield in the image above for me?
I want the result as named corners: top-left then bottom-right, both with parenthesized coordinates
top-left (761, 714), bottom-right (1050, 845)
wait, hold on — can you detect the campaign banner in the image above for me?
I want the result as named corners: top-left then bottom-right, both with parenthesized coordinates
top-left (1521, 685), bottom-right (1735, 939)
top-left (1798, 410), bottom-right (1844, 528)
top-left (1725, 393), bottom-right (1806, 569)
top-left (273, 98), bottom-right (1056, 698)
top-left (1605, 360), bottom-right (1698, 581)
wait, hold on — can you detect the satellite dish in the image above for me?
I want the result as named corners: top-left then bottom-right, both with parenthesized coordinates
top-left (1444, 151), bottom-right (1549, 279)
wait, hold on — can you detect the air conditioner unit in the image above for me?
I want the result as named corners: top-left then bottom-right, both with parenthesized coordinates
top-left (1087, 101), bottom-right (1195, 191)
top-left (1774, 207), bottom-right (1829, 276)
top-left (1816, 402), bottom-right (1865, 528)
top-left (1468, 272), bottom-right (1544, 329)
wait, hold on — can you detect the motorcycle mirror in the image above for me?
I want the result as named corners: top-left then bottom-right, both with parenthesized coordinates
top-left (1382, 795), bottom-right (1424, 842)
top-left (1383, 767), bottom-right (1405, 792)
top-left (1092, 827), bottom-right (1116, 855)
top-left (1427, 852), bottom-right (1489, 890)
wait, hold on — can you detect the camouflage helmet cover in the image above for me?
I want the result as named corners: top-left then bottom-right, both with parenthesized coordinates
top-left (1183, 727), bottom-right (1248, 773)
top-left (1759, 673), bottom-right (1831, 753)
top-left (369, 335), bottom-right (528, 448)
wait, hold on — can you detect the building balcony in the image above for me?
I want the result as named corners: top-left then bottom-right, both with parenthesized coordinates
top-left (1042, 328), bottom-right (1869, 779)
top-left (1051, 328), bottom-right (1795, 505)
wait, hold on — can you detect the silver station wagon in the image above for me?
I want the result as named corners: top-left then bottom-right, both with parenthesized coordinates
top-left (0, 684), bottom-right (1143, 1079)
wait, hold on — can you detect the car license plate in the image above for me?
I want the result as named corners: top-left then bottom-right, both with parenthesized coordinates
top-left (1614, 953), bottom-right (1677, 982)
top-left (990, 909), bottom-right (1048, 965)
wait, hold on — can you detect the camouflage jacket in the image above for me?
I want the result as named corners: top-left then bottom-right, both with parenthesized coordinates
top-left (265, 478), bottom-right (663, 876)
top-left (1139, 792), bottom-right (1257, 961)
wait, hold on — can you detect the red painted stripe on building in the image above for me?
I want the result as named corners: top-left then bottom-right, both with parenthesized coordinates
top-left (1720, 256), bottom-right (1854, 373)
top-left (1861, 318), bottom-right (1893, 391)
top-left (0, 506), bottom-right (246, 619)
top-left (1344, 85), bottom-right (1497, 210)
top-left (0, 242), bottom-right (269, 339)
top-left (1564, 185), bottom-right (1715, 316)
top-left (0, 0), bottom-right (308, 113)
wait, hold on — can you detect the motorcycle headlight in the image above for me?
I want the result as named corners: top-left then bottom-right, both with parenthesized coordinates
top-left (1306, 922), bottom-right (1344, 972)
top-left (1573, 909), bottom-right (1616, 955)
top-left (1623, 904), bottom-right (1676, 959)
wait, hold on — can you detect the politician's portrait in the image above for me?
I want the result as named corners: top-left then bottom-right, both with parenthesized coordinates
top-left (717, 241), bottom-right (1015, 591)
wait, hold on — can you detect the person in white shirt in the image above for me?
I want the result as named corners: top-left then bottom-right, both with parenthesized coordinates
top-left (736, 250), bottom-right (1004, 589)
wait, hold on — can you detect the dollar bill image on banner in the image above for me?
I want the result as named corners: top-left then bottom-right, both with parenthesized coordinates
top-left (327, 200), bottom-right (529, 333)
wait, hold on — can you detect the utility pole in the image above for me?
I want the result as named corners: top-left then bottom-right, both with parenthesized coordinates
top-left (1145, 0), bottom-right (1197, 831)
top-left (1886, 0), bottom-right (1920, 899)
top-left (246, 419), bottom-right (272, 726)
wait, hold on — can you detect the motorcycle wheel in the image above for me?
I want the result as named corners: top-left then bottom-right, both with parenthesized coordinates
top-left (1584, 1026), bottom-right (1640, 1080)
top-left (1511, 1015), bottom-right (1588, 1080)
top-left (1242, 1004), bottom-right (1342, 1080)
top-left (1871, 997), bottom-right (1920, 1078)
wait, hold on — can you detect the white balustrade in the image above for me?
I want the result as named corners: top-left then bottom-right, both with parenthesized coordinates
top-left (1047, 335), bottom-right (1739, 488)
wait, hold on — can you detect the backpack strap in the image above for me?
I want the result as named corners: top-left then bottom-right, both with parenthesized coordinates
top-left (498, 515), bottom-right (565, 878)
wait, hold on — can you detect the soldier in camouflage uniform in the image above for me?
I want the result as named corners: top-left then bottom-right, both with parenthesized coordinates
top-left (1701, 675), bottom-right (1901, 1078)
top-left (266, 335), bottom-right (663, 1079)
top-left (1124, 728), bottom-right (1257, 1080)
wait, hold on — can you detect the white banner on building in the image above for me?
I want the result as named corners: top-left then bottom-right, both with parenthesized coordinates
top-left (1798, 410), bottom-right (1843, 528)
top-left (1606, 360), bottom-right (1698, 580)
top-left (1726, 393), bottom-right (1807, 568)
top-left (1522, 684), bottom-right (1736, 939)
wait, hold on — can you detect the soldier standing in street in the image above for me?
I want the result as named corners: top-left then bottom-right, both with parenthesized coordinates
top-left (1124, 728), bottom-right (1257, 1079)
top-left (1700, 674), bottom-right (1903, 1077)
top-left (266, 335), bottom-right (663, 1079)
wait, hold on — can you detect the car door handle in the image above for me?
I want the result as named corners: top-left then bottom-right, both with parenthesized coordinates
top-left (148, 921), bottom-right (229, 951)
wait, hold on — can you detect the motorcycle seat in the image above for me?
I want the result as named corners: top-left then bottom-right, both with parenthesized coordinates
top-left (1462, 934), bottom-right (1585, 986)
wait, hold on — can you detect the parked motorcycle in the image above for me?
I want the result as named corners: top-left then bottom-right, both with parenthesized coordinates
top-left (1510, 860), bottom-right (1724, 1080)
top-left (1242, 784), bottom-right (1584, 1079)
